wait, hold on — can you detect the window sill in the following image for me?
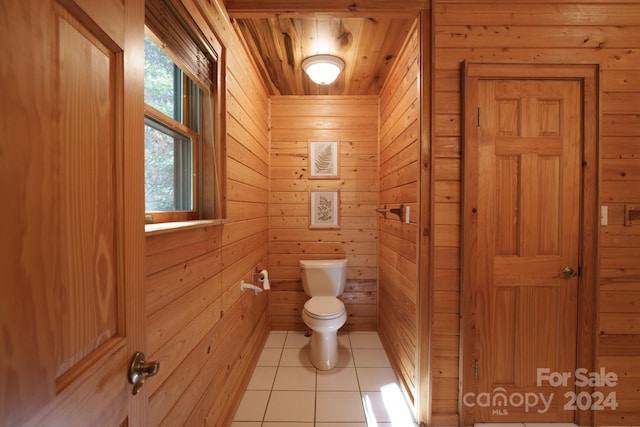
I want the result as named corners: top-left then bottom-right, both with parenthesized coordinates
top-left (145, 219), bottom-right (227, 236)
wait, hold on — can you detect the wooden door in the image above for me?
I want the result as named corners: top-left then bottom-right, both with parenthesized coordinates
top-left (462, 77), bottom-right (582, 422)
top-left (0, 0), bottom-right (146, 425)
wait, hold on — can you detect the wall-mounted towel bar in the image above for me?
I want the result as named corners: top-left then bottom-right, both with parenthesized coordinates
top-left (375, 204), bottom-right (404, 221)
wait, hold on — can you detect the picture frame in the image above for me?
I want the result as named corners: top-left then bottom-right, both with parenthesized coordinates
top-left (309, 190), bottom-right (340, 229)
top-left (308, 141), bottom-right (339, 179)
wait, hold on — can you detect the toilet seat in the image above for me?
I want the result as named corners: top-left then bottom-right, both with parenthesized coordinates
top-left (303, 296), bottom-right (345, 320)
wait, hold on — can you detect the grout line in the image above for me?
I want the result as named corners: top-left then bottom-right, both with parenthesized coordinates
top-left (236, 330), bottom-right (417, 426)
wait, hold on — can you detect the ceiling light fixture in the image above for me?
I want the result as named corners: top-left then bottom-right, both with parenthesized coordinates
top-left (302, 54), bottom-right (345, 85)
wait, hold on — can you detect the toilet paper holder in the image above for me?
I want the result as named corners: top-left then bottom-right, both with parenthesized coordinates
top-left (240, 280), bottom-right (263, 295)
top-left (240, 269), bottom-right (270, 295)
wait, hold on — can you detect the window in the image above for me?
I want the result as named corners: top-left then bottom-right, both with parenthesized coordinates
top-left (144, 0), bottom-right (224, 225)
top-left (144, 34), bottom-right (199, 221)
top-left (144, 110), bottom-right (197, 212)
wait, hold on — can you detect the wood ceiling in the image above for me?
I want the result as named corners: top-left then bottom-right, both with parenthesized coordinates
top-left (225, 0), bottom-right (425, 96)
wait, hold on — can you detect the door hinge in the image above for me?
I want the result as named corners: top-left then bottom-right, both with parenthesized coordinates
top-left (474, 359), bottom-right (479, 380)
top-left (477, 107), bottom-right (481, 127)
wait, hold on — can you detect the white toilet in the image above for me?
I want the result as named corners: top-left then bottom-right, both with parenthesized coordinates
top-left (300, 258), bottom-right (348, 370)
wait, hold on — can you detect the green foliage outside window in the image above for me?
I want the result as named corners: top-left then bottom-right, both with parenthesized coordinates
top-left (144, 35), bottom-right (178, 119)
top-left (144, 34), bottom-right (196, 213)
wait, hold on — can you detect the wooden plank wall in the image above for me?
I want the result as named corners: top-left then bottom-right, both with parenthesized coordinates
top-left (269, 96), bottom-right (379, 331)
top-left (143, 0), bottom-right (271, 425)
top-left (377, 22), bottom-right (421, 408)
top-left (433, 1), bottom-right (640, 425)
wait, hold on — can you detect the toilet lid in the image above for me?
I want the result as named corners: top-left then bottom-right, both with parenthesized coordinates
top-left (304, 297), bottom-right (345, 319)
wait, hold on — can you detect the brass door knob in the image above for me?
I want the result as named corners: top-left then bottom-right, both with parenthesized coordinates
top-left (560, 266), bottom-right (578, 279)
top-left (128, 352), bottom-right (160, 395)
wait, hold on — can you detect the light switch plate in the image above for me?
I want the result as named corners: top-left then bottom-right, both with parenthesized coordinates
top-left (601, 205), bottom-right (608, 226)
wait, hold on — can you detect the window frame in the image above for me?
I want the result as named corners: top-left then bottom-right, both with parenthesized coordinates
top-left (143, 11), bottom-right (225, 228)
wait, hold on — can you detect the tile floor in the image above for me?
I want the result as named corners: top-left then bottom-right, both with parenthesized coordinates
top-left (231, 331), bottom-right (418, 427)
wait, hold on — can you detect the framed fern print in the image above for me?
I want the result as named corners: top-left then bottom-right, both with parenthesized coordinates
top-left (309, 190), bottom-right (339, 229)
top-left (309, 141), bottom-right (339, 179)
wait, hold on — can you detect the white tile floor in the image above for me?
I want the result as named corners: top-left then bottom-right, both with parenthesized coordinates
top-left (231, 331), bottom-right (418, 427)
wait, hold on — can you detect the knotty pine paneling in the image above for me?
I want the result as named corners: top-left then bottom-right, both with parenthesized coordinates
top-left (434, 1), bottom-right (640, 424)
top-left (378, 23), bottom-right (420, 409)
top-left (144, 0), bottom-right (270, 425)
top-left (269, 96), bottom-right (379, 331)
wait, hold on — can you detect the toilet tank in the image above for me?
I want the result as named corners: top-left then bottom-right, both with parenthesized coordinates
top-left (299, 259), bottom-right (348, 296)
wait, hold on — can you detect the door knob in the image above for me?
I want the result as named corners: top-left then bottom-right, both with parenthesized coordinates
top-left (560, 266), bottom-right (578, 279)
top-left (128, 352), bottom-right (160, 395)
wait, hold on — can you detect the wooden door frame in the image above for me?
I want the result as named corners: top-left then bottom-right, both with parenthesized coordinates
top-left (460, 62), bottom-right (599, 426)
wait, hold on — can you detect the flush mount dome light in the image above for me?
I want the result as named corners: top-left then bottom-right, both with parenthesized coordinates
top-left (302, 54), bottom-right (345, 85)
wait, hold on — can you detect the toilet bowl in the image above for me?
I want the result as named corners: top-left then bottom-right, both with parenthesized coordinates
top-left (302, 296), bottom-right (347, 370)
top-left (299, 259), bottom-right (348, 370)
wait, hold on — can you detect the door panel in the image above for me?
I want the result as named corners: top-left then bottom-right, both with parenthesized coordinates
top-left (0, 0), bottom-right (144, 425)
top-left (463, 78), bottom-right (581, 422)
top-left (56, 5), bottom-right (120, 380)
